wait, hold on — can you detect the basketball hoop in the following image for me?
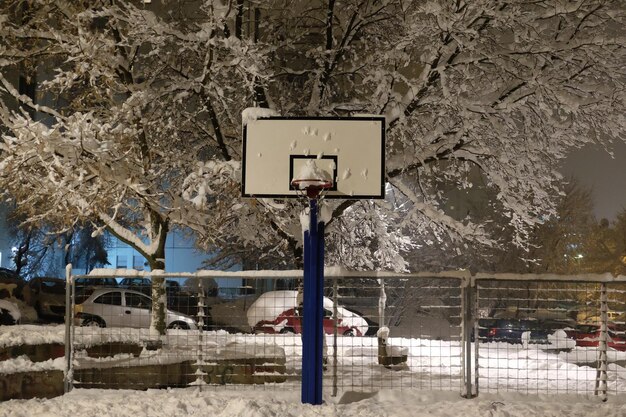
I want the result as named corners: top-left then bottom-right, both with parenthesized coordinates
top-left (290, 178), bottom-right (333, 199)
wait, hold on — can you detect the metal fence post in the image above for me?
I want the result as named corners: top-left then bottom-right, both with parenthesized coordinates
top-left (63, 263), bottom-right (74, 393)
top-left (461, 276), bottom-right (475, 398)
top-left (473, 278), bottom-right (479, 397)
top-left (195, 277), bottom-right (207, 389)
top-left (378, 277), bottom-right (386, 330)
top-left (332, 276), bottom-right (338, 397)
top-left (595, 282), bottom-right (608, 401)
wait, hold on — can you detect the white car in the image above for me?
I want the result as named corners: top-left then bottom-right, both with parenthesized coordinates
top-left (75, 288), bottom-right (198, 330)
top-left (246, 290), bottom-right (368, 336)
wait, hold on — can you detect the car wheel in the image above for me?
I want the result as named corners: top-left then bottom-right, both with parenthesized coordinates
top-left (168, 321), bottom-right (189, 330)
top-left (82, 316), bottom-right (105, 327)
top-left (343, 329), bottom-right (357, 337)
top-left (280, 327), bottom-right (295, 334)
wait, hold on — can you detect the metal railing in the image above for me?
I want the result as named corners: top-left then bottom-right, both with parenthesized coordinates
top-left (63, 268), bottom-right (626, 400)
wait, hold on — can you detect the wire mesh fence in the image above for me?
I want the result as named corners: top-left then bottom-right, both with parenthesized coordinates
top-left (474, 276), bottom-right (626, 399)
top-left (65, 269), bottom-right (626, 400)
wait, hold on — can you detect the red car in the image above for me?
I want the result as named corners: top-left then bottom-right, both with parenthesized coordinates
top-left (253, 307), bottom-right (363, 336)
top-left (568, 324), bottom-right (626, 351)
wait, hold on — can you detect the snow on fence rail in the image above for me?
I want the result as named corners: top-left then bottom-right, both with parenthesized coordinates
top-left (64, 268), bottom-right (626, 400)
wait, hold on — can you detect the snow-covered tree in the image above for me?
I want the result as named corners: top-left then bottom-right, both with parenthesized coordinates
top-left (1, 1), bottom-right (625, 331)
top-left (0, 1), bottom-right (248, 333)
top-left (532, 180), bottom-right (596, 274)
top-left (583, 212), bottom-right (626, 276)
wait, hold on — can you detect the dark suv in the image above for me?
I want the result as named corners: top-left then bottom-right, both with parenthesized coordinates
top-left (476, 318), bottom-right (574, 345)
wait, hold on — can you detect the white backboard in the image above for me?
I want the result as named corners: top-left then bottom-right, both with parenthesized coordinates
top-left (242, 117), bottom-right (385, 199)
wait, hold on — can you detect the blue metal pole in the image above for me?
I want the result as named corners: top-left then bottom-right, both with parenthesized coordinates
top-left (315, 213), bottom-right (325, 401)
top-left (302, 198), bottom-right (325, 405)
top-left (302, 225), bottom-right (311, 402)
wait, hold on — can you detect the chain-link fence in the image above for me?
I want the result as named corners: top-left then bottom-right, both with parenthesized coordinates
top-left (64, 269), bottom-right (626, 400)
top-left (474, 275), bottom-right (626, 399)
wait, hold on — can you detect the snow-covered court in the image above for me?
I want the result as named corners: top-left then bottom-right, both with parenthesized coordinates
top-left (2, 324), bottom-right (626, 416)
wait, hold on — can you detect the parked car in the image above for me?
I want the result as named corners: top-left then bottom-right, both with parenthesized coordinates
top-left (476, 318), bottom-right (575, 345)
top-left (74, 288), bottom-right (199, 330)
top-left (567, 323), bottom-right (626, 351)
top-left (343, 306), bottom-right (379, 336)
top-left (253, 306), bottom-right (363, 336)
top-left (29, 277), bottom-right (66, 320)
top-left (119, 277), bottom-right (211, 323)
top-left (74, 276), bottom-right (118, 303)
top-left (0, 298), bottom-right (20, 325)
top-left (247, 290), bottom-right (368, 336)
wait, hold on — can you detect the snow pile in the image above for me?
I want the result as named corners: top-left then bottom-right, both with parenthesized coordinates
top-left (246, 290), bottom-right (299, 328)
top-left (521, 331), bottom-right (531, 349)
top-left (0, 355), bottom-right (65, 375)
top-left (241, 107), bottom-right (279, 126)
top-left (376, 326), bottom-right (408, 357)
top-left (292, 159), bottom-right (333, 188)
top-left (377, 326), bottom-right (390, 340)
top-left (0, 325), bottom-right (65, 348)
top-left (88, 268), bottom-right (143, 277)
top-left (545, 329), bottom-right (576, 351)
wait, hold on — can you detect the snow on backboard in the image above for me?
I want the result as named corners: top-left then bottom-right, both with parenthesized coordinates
top-left (242, 116), bottom-right (385, 199)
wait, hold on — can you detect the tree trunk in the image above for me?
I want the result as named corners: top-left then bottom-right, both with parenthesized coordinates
top-left (147, 215), bottom-right (169, 335)
top-left (148, 254), bottom-right (167, 335)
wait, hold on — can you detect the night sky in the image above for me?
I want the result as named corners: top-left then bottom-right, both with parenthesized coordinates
top-left (561, 140), bottom-right (626, 221)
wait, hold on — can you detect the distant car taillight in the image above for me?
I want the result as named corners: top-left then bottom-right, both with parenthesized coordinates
top-left (488, 328), bottom-right (497, 336)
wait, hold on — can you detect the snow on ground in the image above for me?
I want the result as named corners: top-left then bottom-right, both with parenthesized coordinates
top-left (1, 387), bottom-right (625, 417)
top-left (0, 324), bottom-right (65, 347)
top-left (2, 324), bottom-right (626, 415)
